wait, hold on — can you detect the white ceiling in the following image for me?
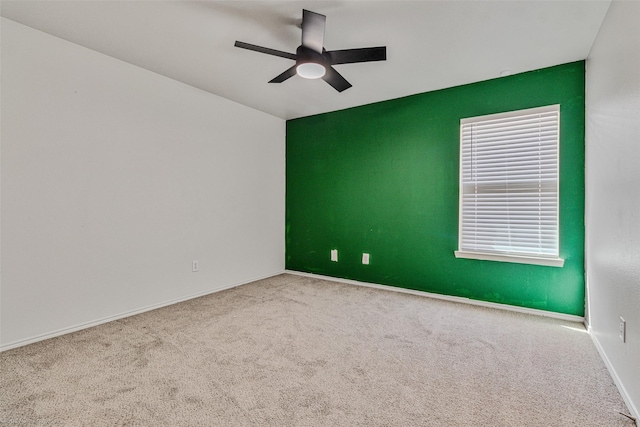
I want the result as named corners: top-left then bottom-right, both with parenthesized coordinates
top-left (1, 1), bottom-right (611, 120)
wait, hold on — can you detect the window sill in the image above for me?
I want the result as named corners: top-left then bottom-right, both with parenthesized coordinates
top-left (454, 251), bottom-right (565, 267)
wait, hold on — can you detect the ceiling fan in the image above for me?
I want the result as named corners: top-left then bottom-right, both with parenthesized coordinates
top-left (234, 9), bottom-right (386, 92)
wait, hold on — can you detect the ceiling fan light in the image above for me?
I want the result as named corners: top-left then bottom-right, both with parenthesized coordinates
top-left (296, 62), bottom-right (326, 79)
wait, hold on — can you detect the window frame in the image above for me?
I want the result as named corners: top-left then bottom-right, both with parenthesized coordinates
top-left (454, 105), bottom-right (564, 268)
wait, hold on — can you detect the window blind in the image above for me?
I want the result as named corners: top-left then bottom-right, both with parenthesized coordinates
top-left (458, 105), bottom-right (560, 260)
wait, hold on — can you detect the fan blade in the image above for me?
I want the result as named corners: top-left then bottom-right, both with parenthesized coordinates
top-left (269, 66), bottom-right (297, 83)
top-left (234, 41), bottom-right (297, 60)
top-left (322, 66), bottom-right (352, 92)
top-left (301, 10), bottom-right (326, 54)
top-left (326, 47), bottom-right (387, 65)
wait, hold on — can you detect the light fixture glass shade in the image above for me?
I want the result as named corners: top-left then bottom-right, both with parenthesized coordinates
top-left (296, 62), bottom-right (326, 79)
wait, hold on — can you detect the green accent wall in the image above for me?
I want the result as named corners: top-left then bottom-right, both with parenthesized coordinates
top-left (286, 61), bottom-right (585, 316)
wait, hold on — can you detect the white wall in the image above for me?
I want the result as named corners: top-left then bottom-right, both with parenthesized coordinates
top-left (0, 18), bottom-right (285, 349)
top-left (585, 0), bottom-right (640, 418)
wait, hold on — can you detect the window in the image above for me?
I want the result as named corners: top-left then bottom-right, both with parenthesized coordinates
top-left (455, 105), bottom-right (564, 267)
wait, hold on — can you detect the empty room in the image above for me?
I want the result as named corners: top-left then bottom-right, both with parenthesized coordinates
top-left (1, 1), bottom-right (638, 426)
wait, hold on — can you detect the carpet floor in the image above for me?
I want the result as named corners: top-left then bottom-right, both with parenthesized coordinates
top-left (0, 274), bottom-right (633, 426)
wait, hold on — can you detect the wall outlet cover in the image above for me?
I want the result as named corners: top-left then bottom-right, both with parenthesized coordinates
top-left (362, 253), bottom-right (370, 265)
top-left (619, 317), bottom-right (626, 342)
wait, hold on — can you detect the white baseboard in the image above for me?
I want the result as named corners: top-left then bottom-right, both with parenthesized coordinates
top-left (587, 325), bottom-right (639, 421)
top-left (285, 270), bottom-right (585, 323)
top-left (1, 268), bottom-right (585, 348)
top-left (0, 270), bottom-right (286, 352)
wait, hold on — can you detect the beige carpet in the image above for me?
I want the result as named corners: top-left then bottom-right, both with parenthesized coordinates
top-left (0, 274), bottom-right (633, 426)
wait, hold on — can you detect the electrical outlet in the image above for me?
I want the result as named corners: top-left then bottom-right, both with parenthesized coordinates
top-left (362, 253), bottom-right (370, 265)
top-left (330, 249), bottom-right (338, 262)
top-left (619, 317), bottom-right (626, 343)
top-left (192, 260), bottom-right (199, 272)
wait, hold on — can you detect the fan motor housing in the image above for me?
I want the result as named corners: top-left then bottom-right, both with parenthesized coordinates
top-left (296, 46), bottom-right (328, 68)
